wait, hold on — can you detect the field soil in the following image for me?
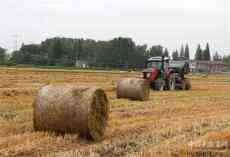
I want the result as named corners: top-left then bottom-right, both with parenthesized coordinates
top-left (0, 68), bottom-right (230, 157)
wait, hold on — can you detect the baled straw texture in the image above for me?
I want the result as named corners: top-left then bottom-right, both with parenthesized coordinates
top-left (33, 85), bottom-right (109, 141)
top-left (117, 78), bottom-right (150, 101)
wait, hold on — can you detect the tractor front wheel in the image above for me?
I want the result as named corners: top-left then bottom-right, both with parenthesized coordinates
top-left (168, 74), bottom-right (176, 91)
top-left (150, 81), bottom-right (165, 91)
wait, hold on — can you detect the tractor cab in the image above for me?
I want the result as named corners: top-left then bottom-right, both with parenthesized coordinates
top-left (143, 56), bottom-right (169, 80)
top-left (146, 56), bottom-right (169, 70)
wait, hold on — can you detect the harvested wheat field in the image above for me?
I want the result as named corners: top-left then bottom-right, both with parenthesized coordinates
top-left (0, 68), bottom-right (230, 157)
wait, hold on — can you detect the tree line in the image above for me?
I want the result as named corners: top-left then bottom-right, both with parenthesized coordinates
top-left (194, 43), bottom-right (230, 63)
top-left (194, 43), bottom-right (211, 61)
top-left (171, 44), bottom-right (190, 60)
top-left (0, 37), bottom-right (229, 68)
top-left (1, 37), bottom-right (172, 68)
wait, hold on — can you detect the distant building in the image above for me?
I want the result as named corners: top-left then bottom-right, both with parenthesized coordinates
top-left (75, 60), bottom-right (89, 68)
top-left (190, 61), bottom-right (230, 73)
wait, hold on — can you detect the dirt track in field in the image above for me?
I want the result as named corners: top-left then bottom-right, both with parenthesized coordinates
top-left (0, 68), bottom-right (230, 157)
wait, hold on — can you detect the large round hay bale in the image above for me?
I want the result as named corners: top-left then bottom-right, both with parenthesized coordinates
top-left (33, 85), bottom-right (109, 141)
top-left (117, 78), bottom-right (150, 101)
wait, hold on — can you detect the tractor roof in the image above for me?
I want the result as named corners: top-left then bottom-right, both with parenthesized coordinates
top-left (148, 56), bottom-right (169, 62)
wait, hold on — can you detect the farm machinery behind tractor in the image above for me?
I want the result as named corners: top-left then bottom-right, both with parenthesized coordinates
top-left (143, 56), bottom-right (191, 90)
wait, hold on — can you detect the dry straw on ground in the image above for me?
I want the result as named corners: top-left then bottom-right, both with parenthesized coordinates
top-left (116, 78), bottom-right (150, 101)
top-left (173, 130), bottom-right (230, 157)
top-left (33, 85), bottom-right (109, 141)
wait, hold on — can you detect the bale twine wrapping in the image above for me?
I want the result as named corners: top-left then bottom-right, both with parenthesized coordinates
top-left (117, 78), bottom-right (150, 101)
top-left (33, 85), bottom-right (109, 141)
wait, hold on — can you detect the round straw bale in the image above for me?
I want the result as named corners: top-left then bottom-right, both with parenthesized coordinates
top-left (33, 85), bottom-right (109, 141)
top-left (117, 78), bottom-right (150, 101)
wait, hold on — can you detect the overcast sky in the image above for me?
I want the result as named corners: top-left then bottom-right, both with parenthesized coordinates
top-left (0, 0), bottom-right (229, 58)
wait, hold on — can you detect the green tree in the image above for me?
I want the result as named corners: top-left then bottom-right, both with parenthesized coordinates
top-left (223, 55), bottom-right (230, 64)
top-left (130, 45), bottom-right (146, 66)
top-left (184, 44), bottom-right (190, 60)
top-left (172, 50), bottom-right (179, 60)
top-left (195, 44), bottom-right (202, 61)
top-left (164, 48), bottom-right (169, 57)
top-left (180, 45), bottom-right (185, 57)
top-left (95, 37), bottom-right (137, 68)
top-left (76, 39), bottom-right (83, 60)
top-left (20, 44), bottom-right (47, 65)
top-left (203, 43), bottom-right (211, 61)
top-left (0, 47), bottom-right (6, 64)
top-left (147, 45), bottom-right (163, 57)
top-left (213, 51), bottom-right (222, 61)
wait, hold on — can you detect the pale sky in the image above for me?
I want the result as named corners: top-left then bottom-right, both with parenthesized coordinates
top-left (0, 0), bottom-right (229, 58)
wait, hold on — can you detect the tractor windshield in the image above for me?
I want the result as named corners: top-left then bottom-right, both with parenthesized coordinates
top-left (147, 61), bottom-right (162, 69)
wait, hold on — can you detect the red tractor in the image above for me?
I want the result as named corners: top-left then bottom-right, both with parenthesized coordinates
top-left (143, 56), bottom-right (191, 90)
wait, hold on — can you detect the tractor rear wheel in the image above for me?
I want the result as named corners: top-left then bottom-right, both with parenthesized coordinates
top-left (168, 74), bottom-right (176, 91)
